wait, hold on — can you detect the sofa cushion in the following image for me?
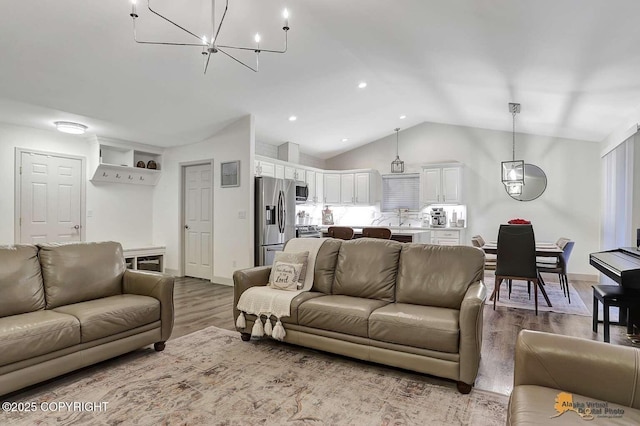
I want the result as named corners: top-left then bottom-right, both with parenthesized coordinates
top-left (369, 303), bottom-right (459, 353)
top-left (0, 245), bottom-right (45, 318)
top-left (312, 239), bottom-right (342, 294)
top-left (53, 294), bottom-right (159, 343)
top-left (38, 241), bottom-right (126, 309)
top-left (298, 295), bottom-right (388, 337)
top-left (509, 385), bottom-right (640, 425)
top-left (333, 239), bottom-right (402, 302)
top-left (0, 311), bottom-right (80, 367)
top-left (396, 244), bottom-right (484, 309)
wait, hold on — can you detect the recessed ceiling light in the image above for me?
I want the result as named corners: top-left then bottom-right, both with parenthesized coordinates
top-left (399, 115), bottom-right (407, 120)
top-left (341, 138), bottom-right (348, 142)
top-left (358, 82), bottom-right (367, 89)
top-left (54, 121), bottom-right (88, 135)
top-left (289, 116), bottom-right (297, 121)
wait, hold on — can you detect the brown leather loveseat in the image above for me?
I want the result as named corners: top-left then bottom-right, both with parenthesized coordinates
top-left (234, 238), bottom-right (486, 393)
top-left (508, 330), bottom-right (640, 425)
top-left (0, 241), bottom-right (174, 396)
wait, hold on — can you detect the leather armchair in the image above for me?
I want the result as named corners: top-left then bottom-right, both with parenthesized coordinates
top-left (508, 330), bottom-right (640, 425)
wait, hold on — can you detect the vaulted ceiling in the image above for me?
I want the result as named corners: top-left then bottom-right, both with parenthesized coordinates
top-left (1, 1), bottom-right (639, 158)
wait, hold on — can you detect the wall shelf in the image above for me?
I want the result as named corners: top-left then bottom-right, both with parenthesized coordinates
top-left (91, 141), bottom-right (163, 186)
top-left (91, 163), bottom-right (160, 186)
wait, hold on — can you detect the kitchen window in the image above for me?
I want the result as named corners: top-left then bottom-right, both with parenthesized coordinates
top-left (381, 173), bottom-right (420, 212)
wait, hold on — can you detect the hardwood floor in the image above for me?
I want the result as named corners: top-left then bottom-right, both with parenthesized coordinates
top-left (171, 277), bottom-right (235, 340)
top-left (172, 275), bottom-right (637, 396)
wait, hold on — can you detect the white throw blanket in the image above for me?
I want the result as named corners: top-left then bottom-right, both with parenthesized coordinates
top-left (236, 238), bottom-right (328, 340)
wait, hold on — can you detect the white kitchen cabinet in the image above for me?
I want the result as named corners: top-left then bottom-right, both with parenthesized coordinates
top-left (284, 166), bottom-right (296, 180)
top-left (315, 171), bottom-right (324, 204)
top-left (306, 170), bottom-right (316, 202)
top-left (305, 170), bottom-right (323, 204)
top-left (430, 229), bottom-right (462, 245)
top-left (421, 164), bottom-right (463, 204)
top-left (341, 173), bottom-right (355, 204)
top-left (324, 173), bottom-right (341, 204)
top-left (255, 160), bottom-right (275, 177)
top-left (354, 172), bottom-right (371, 205)
top-left (275, 164), bottom-right (284, 179)
top-left (284, 166), bottom-right (305, 181)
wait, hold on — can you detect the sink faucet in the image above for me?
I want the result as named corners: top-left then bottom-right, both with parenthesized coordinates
top-left (398, 208), bottom-right (404, 227)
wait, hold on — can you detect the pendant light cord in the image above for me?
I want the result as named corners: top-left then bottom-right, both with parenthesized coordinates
top-left (512, 111), bottom-right (516, 161)
top-left (395, 128), bottom-right (400, 157)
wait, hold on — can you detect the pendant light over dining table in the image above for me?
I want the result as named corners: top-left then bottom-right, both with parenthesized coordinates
top-left (501, 103), bottom-right (524, 195)
top-left (391, 128), bottom-right (405, 173)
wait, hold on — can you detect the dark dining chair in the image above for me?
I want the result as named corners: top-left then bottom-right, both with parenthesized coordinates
top-left (494, 224), bottom-right (542, 315)
top-left (362, 227), bottom-right (392, 239)
top-left (537, 240), bottom-right (575, 303)
top-left (327, 226), bottom-right (354, 240)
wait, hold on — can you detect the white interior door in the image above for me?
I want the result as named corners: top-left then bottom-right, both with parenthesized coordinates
top-left (183, 163), bottom-right (213, 279)
top-left (20, 152), bottom-right (83, 243)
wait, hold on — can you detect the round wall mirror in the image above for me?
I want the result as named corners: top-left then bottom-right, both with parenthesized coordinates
top-left (507, 163), bottom-right (547, 201)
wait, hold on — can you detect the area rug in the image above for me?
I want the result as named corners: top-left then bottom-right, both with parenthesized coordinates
top-left (484, 272), bottom-right (590, 316)
top-left (5, 326), bottom-right (508, 425)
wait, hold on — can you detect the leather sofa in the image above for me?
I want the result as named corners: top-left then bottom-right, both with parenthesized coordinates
top-left (0, 241), bottom-right (174, 396)
top-left (234, 238), bottom-right (487, 393)
top-left (508, 330), bottom-right (640, 425)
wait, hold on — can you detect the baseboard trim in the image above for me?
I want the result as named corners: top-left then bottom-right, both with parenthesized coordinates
top-left (567, 273), bottom-right (598, 283)
top-left (165, 268), bottom-right (179, 276)
top-left (212, 276), bottom-right (233, 286)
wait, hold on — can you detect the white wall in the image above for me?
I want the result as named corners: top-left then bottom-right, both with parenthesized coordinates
top-left (326, 121), bottom-right (601, 275)
top-left (0, 122), bottom-right (154, 247)
top-left (153, 115), bottom-right (254, 284)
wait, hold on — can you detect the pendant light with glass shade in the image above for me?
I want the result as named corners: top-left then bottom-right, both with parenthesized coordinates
top-left (391, 128), bottom-right (404, 173)
top-left (501, 103), bottom-right (524, 195)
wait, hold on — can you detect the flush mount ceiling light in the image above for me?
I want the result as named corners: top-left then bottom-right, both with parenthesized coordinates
top-left (399, 115), bottom-right (406, 120)
top-left (341, 138), bottom-right (348, 142)
top-left (391, 128), bottom-right (404, 173)
top-left (288, 115), bottom-right (297, 121)
top-left (358, 82), bottom-right (367, 89)
top-left (54, 121), bottom-right (88, 135)
top-left (501, 102), bottom-right (524, 196)
top-left (129, 0), bottom-right (291, 73)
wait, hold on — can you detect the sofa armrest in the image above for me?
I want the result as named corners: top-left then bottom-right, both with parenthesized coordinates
top-left (232, 266), bottom-right (271, 324)
top-left (514, 330), bottom-right (640, 408)
top-left (123, 270), bottom-right (174, 342)
top-left (458, 280), bottom-right (487, 385)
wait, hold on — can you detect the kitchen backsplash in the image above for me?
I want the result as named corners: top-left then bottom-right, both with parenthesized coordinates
top-left (295, 204), bottom-right (467, 228)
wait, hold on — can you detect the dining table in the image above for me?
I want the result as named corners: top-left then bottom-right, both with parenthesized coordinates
top-left (481, 241), bottom-right (563, 307)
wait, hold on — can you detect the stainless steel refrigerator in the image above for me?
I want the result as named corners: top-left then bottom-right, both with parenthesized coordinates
top-left (255, 176), bottom-right (296, 266)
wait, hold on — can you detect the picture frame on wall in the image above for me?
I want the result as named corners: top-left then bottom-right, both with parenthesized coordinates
top-left (221, 160), bottom-right (240, 188)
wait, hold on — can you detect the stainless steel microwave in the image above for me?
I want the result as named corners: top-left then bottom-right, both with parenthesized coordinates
top-left (295, 181), bottom-right (309, 203)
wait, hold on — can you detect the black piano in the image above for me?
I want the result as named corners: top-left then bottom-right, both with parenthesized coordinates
top-left (590, 247), bottom-right (640, 289)
top-left (590, 247), bottom-right (640, 331)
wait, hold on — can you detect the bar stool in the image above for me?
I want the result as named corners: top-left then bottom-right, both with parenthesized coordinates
top-left (327, 226), bottom-right (354, 240)
top-left (362, 227), bottom-right (392, 239)
top-left (592, 285), bottom-right (640, 343)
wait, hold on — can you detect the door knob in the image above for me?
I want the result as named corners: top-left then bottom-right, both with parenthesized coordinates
top-left (184, 225), bottom-right (190, 229)
top-left (73, 225), bottom-right (81, 230)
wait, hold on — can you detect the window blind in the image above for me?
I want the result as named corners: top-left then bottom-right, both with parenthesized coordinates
top-left (381, 174), bottom-right (420, 212)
